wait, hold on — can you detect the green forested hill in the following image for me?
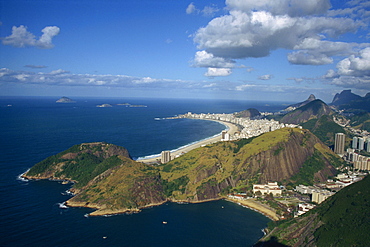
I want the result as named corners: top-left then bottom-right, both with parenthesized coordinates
top-left (23, 128), bottom-right (342, 216)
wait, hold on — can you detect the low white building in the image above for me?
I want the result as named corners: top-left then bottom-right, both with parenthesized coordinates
top-left (296, 203), bottom-right (316, 217)
top-left (253, 182), bottom-right (282, 196)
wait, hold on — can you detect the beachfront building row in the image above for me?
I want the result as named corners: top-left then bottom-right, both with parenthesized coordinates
top-left (253, 182), bottom-right (282, 196)
top-left (178, 112), bottom-right (297, 141)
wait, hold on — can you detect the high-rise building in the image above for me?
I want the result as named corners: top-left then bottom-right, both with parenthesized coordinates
top-left (358, 137), bottom-right (365, 150)
top-left (161, 151), bottom-right (171, 164)
top-left (366, 139), bottom-right (370, 152)
top-left (334, 133), bottom-right (346, 155)
top-left (352, 137), bottom-right (358, 149)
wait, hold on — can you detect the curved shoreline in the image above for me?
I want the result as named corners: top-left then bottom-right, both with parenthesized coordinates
top-left (226, 198), bottom-right (279, 221)
top-left (139, 119), bottom-right (239, 163)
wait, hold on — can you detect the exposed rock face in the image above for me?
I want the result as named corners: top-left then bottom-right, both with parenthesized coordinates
top-left (161, 128), bottom-right (339, 203)
top-left (280, 99), bottom-right (333, 124)
top-left (331, 89), bottom-right (361, 106)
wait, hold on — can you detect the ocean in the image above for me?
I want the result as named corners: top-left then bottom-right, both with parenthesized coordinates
top-left (0, 96), bottom-right (289, 247)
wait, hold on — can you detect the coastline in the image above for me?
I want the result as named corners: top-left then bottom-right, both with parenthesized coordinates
top-left (139, 119), bottom-right (240, 163)
top-left (226, 198), bottom-right (280, 221)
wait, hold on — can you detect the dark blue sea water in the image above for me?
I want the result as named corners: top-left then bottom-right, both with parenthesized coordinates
top-left (0, 97), bottom-right (289, 247)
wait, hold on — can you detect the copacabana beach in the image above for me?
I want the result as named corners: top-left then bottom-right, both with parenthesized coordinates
top-left (139, 119), bottom-right (239, 163)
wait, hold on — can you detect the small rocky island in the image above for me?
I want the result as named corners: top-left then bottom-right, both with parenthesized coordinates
top-left (96, 104), bottom-right (113, 107)
top-left (56, 96), bottom-right (76, 103)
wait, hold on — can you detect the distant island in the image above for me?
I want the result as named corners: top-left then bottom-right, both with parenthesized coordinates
top-left (96, 104), bottom-right (113, 108)
top-left (56, 96), bottom-right (76, 103)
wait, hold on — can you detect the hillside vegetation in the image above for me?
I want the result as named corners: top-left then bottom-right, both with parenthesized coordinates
top-left (279, 99), bottom-right (333, 125)
top-left (23, 128), bottom-right (342, 215)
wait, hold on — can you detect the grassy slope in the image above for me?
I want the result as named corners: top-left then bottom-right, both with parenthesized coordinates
top-left (160, 128), bottom-right (340, 200)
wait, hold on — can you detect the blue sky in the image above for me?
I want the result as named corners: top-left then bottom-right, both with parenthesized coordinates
top-left (1, 0), bottom-right (370, 102)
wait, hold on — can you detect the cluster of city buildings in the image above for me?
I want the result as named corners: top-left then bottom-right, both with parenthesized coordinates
top-left (334, 133), bottom-right (370, 171)
top-left (178, 112), bottom-right (297, 140)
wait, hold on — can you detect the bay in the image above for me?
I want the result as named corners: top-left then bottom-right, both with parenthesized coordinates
top-left (0, 96), bottom-right (288, 247)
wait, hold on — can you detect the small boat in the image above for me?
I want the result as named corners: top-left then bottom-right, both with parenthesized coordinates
top-left (162, 221), bottom-right (167, 224)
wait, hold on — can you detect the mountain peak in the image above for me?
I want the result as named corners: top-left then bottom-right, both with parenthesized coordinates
top-left (331, 90), bottom-right (361, 105)
top-left (308, 94), bottom-right (316, 101)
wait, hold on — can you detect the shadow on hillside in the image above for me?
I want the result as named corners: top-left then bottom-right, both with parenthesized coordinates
top-left (253, 236), bottom-right (290, 247)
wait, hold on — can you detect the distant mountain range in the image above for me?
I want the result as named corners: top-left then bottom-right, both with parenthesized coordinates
top-left (330, 89), bottom-right (370, 112)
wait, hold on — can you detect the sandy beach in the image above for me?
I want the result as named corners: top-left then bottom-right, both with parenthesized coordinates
top-left (226, 198), bottom-right (280, 221)
top-left (139, 119), bottom-right (240, 164)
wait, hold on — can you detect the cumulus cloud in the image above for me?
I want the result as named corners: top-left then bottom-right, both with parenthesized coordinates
top-left (322, 47), bottom-right (370, 90)
top-left (193, 50), bottom-right (235, 68)
top-left (186, 2), bottom-right (220, 16)
top-left (186, 2), bottom-right (198, 14)
top-left (258, 74), bottom-right (273, 80)
top-left (2, 25), bottom-right (60, 48)
top-left (204, 68), bottom-right (232, 77)
top-left (192, 0), bottom-right (366, 70)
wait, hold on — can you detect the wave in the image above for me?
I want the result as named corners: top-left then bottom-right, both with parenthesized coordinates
top-left (61, 190), bottom-right (75, 196)
top-left (16, 169), bottom-right (30, 182)
top-left (58, 202), bottom-right (68, 209)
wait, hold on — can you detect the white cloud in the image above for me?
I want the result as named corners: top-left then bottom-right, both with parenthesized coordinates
top-left (192, 0), bottom-right (365, 69)
top-left (186, 2), bottom-right (220, 16)
top-left (186, 3), bottom-right (198, 15)
top-left (202, 5), bottom-right (219, 17)
top-left (0, 68), bottom-right (194, 89)
top-left (225, 0), bottom-right (331, 17)
top-left (193, 50), bottom-right (235, 68)
top-left (204, 68), bottom-right (232, 77)
top-left (337, 47), bottom-right (370, 76)
top-left (288, 51), bottom-right (333, 65)
top-left (322, 47), bottom-right (370, 90)
top-left (203, 83), bottom-right (217, 88)
top-left (2, 25), bottom-right (60, 48)
top-left (49, 69), bottom-right (69, 75)
top-left (38, 26), bottom-right (60, 48)
top-left (258, 74), bottom-right (273, 80)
